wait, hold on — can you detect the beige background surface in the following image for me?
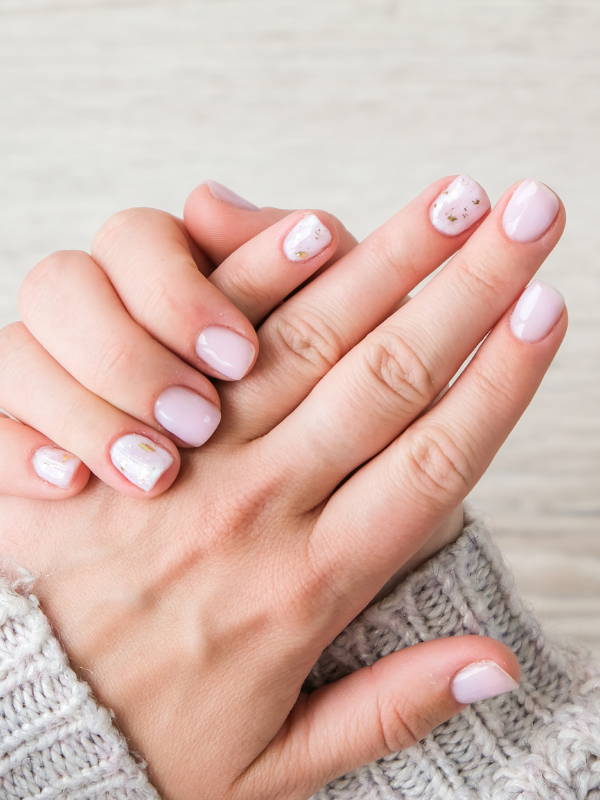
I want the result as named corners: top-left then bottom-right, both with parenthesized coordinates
top-left (1, 1), bottom-right (599, 652)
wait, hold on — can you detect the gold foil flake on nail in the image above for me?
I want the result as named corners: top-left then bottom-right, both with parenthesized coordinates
top-left (447, 214), bottom-right (458, 222)
top-left (138, 442), bottom-right (156, 452)
top-left (295, 250), bottom-right (308, 259)
top-left (472, 198), bottom-right (480, 204)
top-left (61, 453), bottom-right (73, 462)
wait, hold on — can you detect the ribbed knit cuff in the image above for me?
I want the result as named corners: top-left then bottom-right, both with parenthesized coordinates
top-left (307, 507), bottom-right (600, 800)
top-left (0, 575), bottom-right (159, 799)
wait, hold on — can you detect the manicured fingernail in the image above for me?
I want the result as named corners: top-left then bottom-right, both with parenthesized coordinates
top-left (196, 326), bottom-right (256, 380)
top-left (205, 180), bottom-right (259, 211)
top-left (451, 660), bottom-right (518, 704)
top-left (283, 214), bottom-right (333, 262)
top-left (510, 280), bottom-right (565, 342)
top-left (502, 179), bottom-right (559, 242)
top-left (154, 386), bottom-right (221, 447)
top-left (110, 434), bottom-right (173, 491)
top-left (33, 446), bottom-right (81, 489)
top-left (429, 175), bottom-right (490, 236)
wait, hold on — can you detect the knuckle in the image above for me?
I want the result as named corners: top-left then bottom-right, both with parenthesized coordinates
top-left (405, 425), bottom-right (472, 508)
top-left (93, 336), bottom-right (134, 392)
top-left (363, 330), bottom-right (434, 414)
top-left (19, 250), bottom-right (88, 315)
top-left (268, 308), bottom-right (344, 372)
top-left (471, 366), bottom-right (513, 410)
top-left (455, 251), bottom-right (509, 300)
top-left (222, 264), bottom-right (273, 317)
top-left (377, 689), bottom-right (441, 752)
top-left (92, 207), bottom-right (169, 258)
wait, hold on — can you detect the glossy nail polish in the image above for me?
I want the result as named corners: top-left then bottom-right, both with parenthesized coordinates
top-left (502, 180), bottom-right (559, 242)
top-left (196, 326), bottom-right (256, 380)
top-left (510, 280), bottom-right (565, 342)
top-left (429, 175), bottom-right (490, 236)
top-left (110, 434), bottom-right (173, 491)
top-left (205, 180), bottom-right (259, 211)
top-left (154, 387), bottom-right (221, 447)
top-left (283, 214), bottom-right (333, 262)
top-left (33, 446), bottom-right (81, 488)
top-left (451, 660), bottom-right (519, 704)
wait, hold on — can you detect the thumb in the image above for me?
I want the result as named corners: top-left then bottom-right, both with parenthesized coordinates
top-left (242, 635), bottom-right (519, 798)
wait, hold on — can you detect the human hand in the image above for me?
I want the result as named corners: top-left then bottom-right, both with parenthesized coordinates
top-left (0, 178), bottom-right (463, 570)
top-left (0, 176), bottom-right (565, 798)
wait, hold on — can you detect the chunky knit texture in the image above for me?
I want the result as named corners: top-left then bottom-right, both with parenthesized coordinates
top-left (0, 573), bottom-right (158, 799)
top-left (307, 510), bottom-right (600, 799)
top-left (1, 511), bottom-right (599, 799)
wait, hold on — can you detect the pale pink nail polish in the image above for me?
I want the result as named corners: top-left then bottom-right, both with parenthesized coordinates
top-left (154, 387), bottom-right (221, 447)
top-left (510, 280), bottom-right (565, 342)
top-left (196, 326), bottom-right (256, 380)
top-left (502, 179), bottom-right (559, 242)
top-left (205, 180), bottom-right (259, 211)
top-left (451, 660), bottom-right (518, 705)
top-left (429, 175), bottom-right (490, 236)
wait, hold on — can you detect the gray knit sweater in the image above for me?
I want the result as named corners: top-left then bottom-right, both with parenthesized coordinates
top-left (1, 511), bottom-right (599, 799)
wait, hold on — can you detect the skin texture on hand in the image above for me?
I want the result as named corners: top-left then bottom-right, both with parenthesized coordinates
top-left (0, 176), bottom-right (566, 798)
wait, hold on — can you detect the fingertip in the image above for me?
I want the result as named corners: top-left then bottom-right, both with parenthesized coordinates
top-left (448, 635), bottom-right (520, 707)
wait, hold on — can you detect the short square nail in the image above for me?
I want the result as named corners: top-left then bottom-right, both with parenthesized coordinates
top-left (510, 280), bottom-right (565, 342)
top-left (33, 446), bottom-right (81, 488)
top-left (429, 175), bottom-right (490, 236)
top-left (154, 386), bottom-right (221, 447)
top-left (110, 434), bottom-right (173, 491)
top-left (196, 326), bottom-right (256, 380)
top-left (205, 180), bottom-right (259, 211)
top-left (451, 660), bottom-right (519, 705)
top-left (283, 214), bottom-right (333, 262)
top-left (502, 179), bottom-right (559, 242)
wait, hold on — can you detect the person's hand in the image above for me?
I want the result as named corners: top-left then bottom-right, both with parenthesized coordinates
top-left (0, 178), bottom-right (463, 571)
top-left (0, 176), bottom-right (566, 799)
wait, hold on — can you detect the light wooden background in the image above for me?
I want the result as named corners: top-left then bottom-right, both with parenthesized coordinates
top-left (1, 0), bottom-right (599, 654)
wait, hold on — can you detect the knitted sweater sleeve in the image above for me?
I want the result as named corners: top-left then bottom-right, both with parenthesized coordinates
top-left (2, 511), bottom-right (599, 799)
top-left (307, 507), bottom-right (600, 799)
top-left (0, 572), bottom-right (159, 799)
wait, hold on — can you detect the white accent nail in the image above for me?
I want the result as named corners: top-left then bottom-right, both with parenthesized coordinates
top-left (283, 214), bottom-right (332, 262)
top-left (429, 175), bottom-right (490, 236)
top-left (110, 434), bottom-right (173, 492)
top-left (33, 446), bottom-right (81, 489)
